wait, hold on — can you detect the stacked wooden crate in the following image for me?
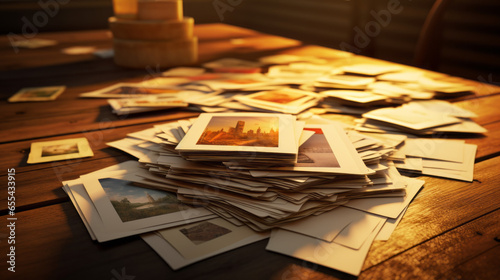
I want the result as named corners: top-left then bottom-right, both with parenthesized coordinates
top-left (109, 0), bottom-right (197, 68)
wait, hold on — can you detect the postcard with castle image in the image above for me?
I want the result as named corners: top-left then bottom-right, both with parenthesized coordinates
top-left (176, 113), bottom-right (297, 154)
top-left (80, 170), bottom-right (214, 232)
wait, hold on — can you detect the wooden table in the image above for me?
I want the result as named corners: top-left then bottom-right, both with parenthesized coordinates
top-left (1, 23), bottom-right (500, 280)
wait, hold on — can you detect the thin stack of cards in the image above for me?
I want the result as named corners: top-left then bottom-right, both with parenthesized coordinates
top-left (345, 129), bottom-right (478, 182)
top-left (175, 113), bottom-right (298, 164)
top-left (356, 100), bottom-right (487, 135)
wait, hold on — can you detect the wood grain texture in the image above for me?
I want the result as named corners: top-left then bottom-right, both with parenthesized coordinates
top-left (360, 209), bottom-right (500, 280)
top-left (363, 156), bottom-right (500, 269)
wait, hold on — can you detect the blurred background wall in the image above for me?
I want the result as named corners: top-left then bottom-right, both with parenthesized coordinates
top-left (1, 0), bottom-right (499, 82)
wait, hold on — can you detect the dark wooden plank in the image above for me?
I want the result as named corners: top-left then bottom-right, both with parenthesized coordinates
top-left (468, 121), bottom-right (500, 161)
top-left (0, 29), bottom-right (112, 71)
top-left (0, 101), bottom-right (198, 143)
top-left (361, 155), bottom-right (500, 269)
top-left (451, 245), bottom-right (500, 280)
top-left (360, 209), bottom-right (500, 279)
top-left (452, 93), bottom-right (500, 126)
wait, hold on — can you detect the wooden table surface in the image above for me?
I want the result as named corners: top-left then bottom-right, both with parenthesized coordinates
top-left (1, 23), bottom-right (499, 280)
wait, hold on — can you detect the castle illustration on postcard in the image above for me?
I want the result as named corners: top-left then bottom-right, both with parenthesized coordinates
top-left (196, 116), bottom-right (279, 147)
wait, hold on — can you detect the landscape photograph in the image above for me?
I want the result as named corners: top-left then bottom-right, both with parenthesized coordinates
top-left (99, 178), bottom-right (190, 222)
top-left (197, 116), bottom-right (279, 147)
top-left (41, 143), bottom-right (79, 157)
top-left (19, 88), bottom-right (60, 98)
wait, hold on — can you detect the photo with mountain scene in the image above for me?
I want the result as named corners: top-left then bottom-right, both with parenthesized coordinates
top-left (296, 128), bottom-right (340, 168)
top-left (99, 178), bottom-right (190, 222)
top-left (197, 116), bottom-right (279, 147)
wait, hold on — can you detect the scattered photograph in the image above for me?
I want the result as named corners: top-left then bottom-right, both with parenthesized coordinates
top-left (221, 79), bottom-right (264, 85)
top-left (296, 128), bottom-right (340, 168)
top-left (154, 217), bottom-right (269, 265)
top-left (196, 116), bottom-right (279, 147)
top-left (103, 86), bottom-right (175, 96)
top-left (180, 221), bottom-right (232, 245)
top-left (250, 90), bottom-right (306, 104)
top-left (176, 113), bottom-right (297, 156)
top-left (8, 86), bottom-right (66, 102)
top-left (80, 83), bottom-right (180, 98)
top-left (41, 143), bottom-right (79, 157)
top-left (233, 88), bottom-right (319, 114)
top-left (99, 178), bottom-right (190, 223)
top-left (27, 137), bottom-right (94, 164)
top-left (271, 124), bottom-right (369, 175)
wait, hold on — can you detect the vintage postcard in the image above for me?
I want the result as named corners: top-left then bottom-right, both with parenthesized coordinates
top-left (345, 177), bottom-right (424, 219)
top-left (27, 137), bottom-right (93, 164)
top-left (8, 85), bottom-right (66, 102)
top-left (80, 83), bottom-right (181, 98)
top-left (234, 88), bottom-right (319, 114)
top-left (157, 218), bottom-right (266, 260)
top-left (321, 90), bottom-right (387, 104)
top-left (176, 113), bottom-right (297, 155)
top-left (196, 74), bottom-right (276, 91)
top-left (80, 170), bottom-right (215, 232)
top-left (203, 58), bottom-right (262, 73)
top-left (142, 220), bottom-right (269, 270)
top-left (317, 75), bottom-right (376, 87)
top-left (362, 107), bottom-right (461, 131)
top-left (341, 63), bottom-right (403, 76)
top-left (266, 222), bottom-right (384, 276)
top-left (271, 124), bottom-right (369, 175)
top-left (279, 206), bottom-right (384, 244)
top-left (120, 96), bottom-right (189, 108)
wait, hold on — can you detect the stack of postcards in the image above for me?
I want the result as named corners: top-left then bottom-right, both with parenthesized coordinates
top-left (356, 100), bottom-right (487, 135)
top-left (72, 112), bottom-right (430, 275)
top-left (175, 113), bottom-right (298, 164)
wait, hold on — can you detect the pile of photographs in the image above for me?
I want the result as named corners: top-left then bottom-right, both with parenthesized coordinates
top-left (64, 112), bottom-right (432, 275)
top-left (61, 56), bottom-right (485, 276)
top-left (77, 57), bottom-right (477, 117)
